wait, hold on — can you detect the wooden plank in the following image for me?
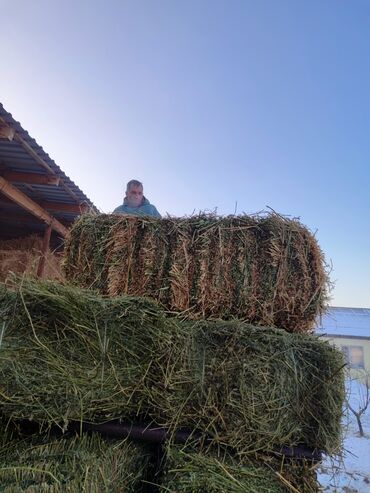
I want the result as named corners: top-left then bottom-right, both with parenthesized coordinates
top-left (2, 171), bottom-right (60, 186)
top-left (41, 201), bottom-right (89, 213)
top-left (36, 224), bottom-right (52, 278)
top-left (0, 195), bottom-right (87, 215)
top-left (0, 176), bottom-right (69, 238)
top-left (0, 211), bottom-right (72, 226)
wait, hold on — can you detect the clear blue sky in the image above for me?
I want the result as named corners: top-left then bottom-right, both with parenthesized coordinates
top-left (1, 0), bottom-right (370, 307)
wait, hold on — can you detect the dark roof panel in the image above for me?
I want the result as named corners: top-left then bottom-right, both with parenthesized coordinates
top-left (0, 102), bottom-right (98, 240)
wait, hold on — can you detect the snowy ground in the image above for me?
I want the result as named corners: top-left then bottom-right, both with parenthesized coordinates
top-left (318, 378), bottom-right (370, 492)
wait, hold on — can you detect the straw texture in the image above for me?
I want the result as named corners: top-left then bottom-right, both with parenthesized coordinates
top-left (150, 319), bottom-right (345, 456)
top-left (0, 277), bottom-right (174, 426)
top-left (0, 278), bottom-right (344, 456)
top-left (0, 430), bottom-right (150, 492)
top-left (63, 213), bottom-right (329, 332)
top-left (159, 446), bottom-right (319, 493)
top-left (0, 235), bottom-right (62, 283)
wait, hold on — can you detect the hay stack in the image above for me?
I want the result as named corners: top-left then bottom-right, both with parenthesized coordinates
top-left (0, 278), bottom-right (344, 456)
top-left (150, 319), bottom-right (344, 456)
top-left (159, 447), bottom-right (319, 493)
top-left (0, 430), bottom-right (150, 492)
top-left (63, 213), bottom-right (328, 332)
top-left (0, 235), bottom-right (62, 282)
top-left (0, 277), bottom-right (173, 426)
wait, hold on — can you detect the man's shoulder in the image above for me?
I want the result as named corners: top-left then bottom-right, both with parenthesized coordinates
top-left (113, 204), bottom-right (127, 213)
top-left (113, 201), bottom-right (161, 218)
top-left (142, 203), bottom-right (161, 218)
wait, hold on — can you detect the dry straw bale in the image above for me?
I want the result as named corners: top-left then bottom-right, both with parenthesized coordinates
top-left (0, 279), bottom-right (344, 456)
top-left (159, 446), bottom-right (319, 493)
top-left (64, 213), bottom-right (329, 332)
top-left (0, 235), bottom-right (62, 282)
top-left (0, 431), bottom-right (150, 492)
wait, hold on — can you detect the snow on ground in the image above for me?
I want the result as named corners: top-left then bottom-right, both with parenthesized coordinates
top-left (318, 378), bottom-right (370, 493)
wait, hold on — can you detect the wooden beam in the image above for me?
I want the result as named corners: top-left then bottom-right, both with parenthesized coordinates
top-left (36, 224), bottom-right (52, 278)
top-left (13, 132), bottom-right (82, 203)
top-left (0, 195), bottom-right (87, 216)
top-left (0, 211), bottom-right (72, 227)
top-left (12, 132), bottom-right (55, 174)
top-left (0, 115), bottom-right (93, 209)
top-left (2, 171), bottom-right (60, 186)
top-left (41, 201), bottom-right (89, 214)
top-left (0, 123), bottom-right (15, 141)
top-left (0, 176), bottom-right (69, 238)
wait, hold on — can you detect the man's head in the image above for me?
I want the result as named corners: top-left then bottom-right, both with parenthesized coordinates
top-left (125, 179), bottom-right (144, 207)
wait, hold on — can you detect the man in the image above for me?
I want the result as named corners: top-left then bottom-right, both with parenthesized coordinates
top-left (113, 180), bottom-right (161, 218)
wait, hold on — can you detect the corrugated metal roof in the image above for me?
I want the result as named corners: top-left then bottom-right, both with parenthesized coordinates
top-left (0, 102), bottom-right (98, 240)
top-left (316, 307), bottom-right (370, 338)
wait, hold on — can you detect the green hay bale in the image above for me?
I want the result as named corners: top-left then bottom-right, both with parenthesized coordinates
top-left (159, 447), bottom-right (319, 493)
top-left (63, 213), bottom-right (329, 333)
top-left (0, 279), bottom-right (344, 455)
top-left (0, 277), bottom-right (176, 427)
top-left (150, 320), bottom-right (345, 456)
top-left (0, 432), bottom-right (150, 492)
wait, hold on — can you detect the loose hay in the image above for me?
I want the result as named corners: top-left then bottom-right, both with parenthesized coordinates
top-left (0, 278), bottom-right (344, 456)
top-left (63, 213), bottom-right (329, 332)
top-left (0, 235), bottom-right (63, 282)
top-left (159, 447), bottom-right (319, 493)
top-left (0, 431), bottom-right (150, 492)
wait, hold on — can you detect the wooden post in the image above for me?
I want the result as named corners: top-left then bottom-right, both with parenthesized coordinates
top-left (36, 225), bottom-right (52, 278)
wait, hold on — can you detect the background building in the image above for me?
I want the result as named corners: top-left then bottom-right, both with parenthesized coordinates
top-left (317, 307), bottom-right (370, 378)
top-left (0, 102), bottom-right (98, 279)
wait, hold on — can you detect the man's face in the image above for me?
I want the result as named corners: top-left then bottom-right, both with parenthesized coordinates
top-left (126, 185), bottom-right (143, 207)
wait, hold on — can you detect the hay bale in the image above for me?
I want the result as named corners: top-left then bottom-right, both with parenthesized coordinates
top-left (0, 235), bottom-right (44, 252)
top-left (0, 431), bottom-right (150, 492)
top-left (159, 447), bottom-right (319, 493)
top-left (0, 235), bottom-right (63, 282)
top-left (0, 277), bottom-right (174, 426)
top-left (150, 320), bottom-right (345, 456)
top-left (0, 278), bottom-right (344, 455)
top-left (63, 213), bottom-right (329, 332)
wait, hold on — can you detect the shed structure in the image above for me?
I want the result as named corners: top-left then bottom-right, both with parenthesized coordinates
top-left (0, 102), bottom-right (98, 276)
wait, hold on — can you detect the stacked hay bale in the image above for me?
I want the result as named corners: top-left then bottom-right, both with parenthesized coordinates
top-left (0, 213), bottom-right (344, 492)
top-left (62, 213), bottom-right (343, 492)
top-left (0, 280), bottom-right (343, 454)
top-left (0, 234), bottom-right (63, 282)
top-left (63, 213), bottom-right (328, 332)
top-left (0, 425), bottom-right (151, 492)
top-left (0, 279), bottom-right (174, 426)
top-left (0, 279), bottom-right (343, 491)
top-left (160, 447), bottom-right (319, 493)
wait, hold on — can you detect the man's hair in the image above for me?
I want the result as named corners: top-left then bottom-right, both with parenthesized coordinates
top-left (126, 179), bottom-right (143, 191)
